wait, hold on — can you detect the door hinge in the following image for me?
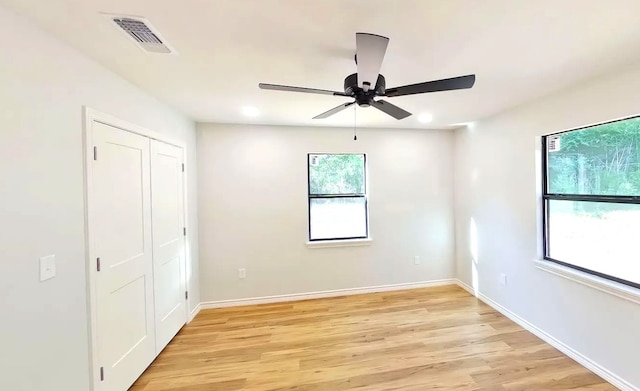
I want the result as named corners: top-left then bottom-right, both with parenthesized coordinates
top-left (99, 366), bottom-right (104, 381)
top-left (93, 146), bottom-right (97, 161)
top-left (185, 291), bottom-right (188, 300)
top-left (96, 257), bottom-right (101, 272)
top-left (183, 227), bottom-right (187, 236)
top-left (182, 163), bottom-right (185, 172)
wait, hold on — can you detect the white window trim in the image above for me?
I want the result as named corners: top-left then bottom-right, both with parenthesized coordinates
top-left (306, 238), bottom-right (372, 249)
top-left (534, 259), bottom-right (640, 305)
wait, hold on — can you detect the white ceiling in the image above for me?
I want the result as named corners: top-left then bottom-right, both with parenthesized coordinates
top-left (4, 0), bottom-right (640, 129)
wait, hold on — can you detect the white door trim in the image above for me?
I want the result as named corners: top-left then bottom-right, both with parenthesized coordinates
top-left (83, 107), bottom-right (191, 391)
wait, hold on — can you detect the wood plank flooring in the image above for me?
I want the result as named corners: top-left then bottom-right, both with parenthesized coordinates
top-left (130, 285), bottom-right (614, 390)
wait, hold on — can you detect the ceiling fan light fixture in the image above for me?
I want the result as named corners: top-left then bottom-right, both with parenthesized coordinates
top-left (242, 106), bottom-right (260, 117)
top-left (258, 33), bottom-right (475, 121)
top-left (418, 113), bottom-right (433, 123)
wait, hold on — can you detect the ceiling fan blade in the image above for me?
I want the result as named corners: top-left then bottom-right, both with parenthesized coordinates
top-left (259, 83), bottom-right (349, 96)
top-left (371, 100), bottom-right (412, 120)
top-left (356, 33), bottom-right (389, 91)
top-left (385, 74), bottom-right (476, 97)
top-left (313, 101), bottom-right (356, 119)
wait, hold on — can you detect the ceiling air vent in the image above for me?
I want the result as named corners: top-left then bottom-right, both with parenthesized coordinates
top-left (108, 15), bottom-right (175, 54)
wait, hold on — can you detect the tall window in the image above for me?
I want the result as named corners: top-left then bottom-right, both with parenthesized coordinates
top-left (308, 154), bottom-right (368, 241)
top-left (542, 116), bottom-right (640, 289)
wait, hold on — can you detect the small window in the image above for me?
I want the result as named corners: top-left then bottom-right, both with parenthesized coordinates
top-left (308, 154), bottom-right (368, 241)
top-left (542, 116), bottom-right (640, 289)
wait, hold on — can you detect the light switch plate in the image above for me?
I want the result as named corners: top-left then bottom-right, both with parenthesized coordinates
top-left (40, 254), bottom-right (56, 281)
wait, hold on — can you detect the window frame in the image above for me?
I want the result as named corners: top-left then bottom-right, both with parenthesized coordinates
top-left (541, 117), bottom-right (640, 290)
top-left (307, 153), bottom-right (369, 242)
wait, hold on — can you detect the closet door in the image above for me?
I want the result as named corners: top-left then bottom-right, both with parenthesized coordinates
top-left (92, 122), bottom-right (155, 391)
top-left (150, 140), bottom-right (187, 352)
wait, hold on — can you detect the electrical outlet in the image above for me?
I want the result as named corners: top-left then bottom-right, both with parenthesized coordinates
top-left (238, 268), bottom-right (246, 279)
top-left (40, 255), bottom-right (56, 281)
top-left (414, 256), bottom-right (421, 265)
top-left (500, 273), bottom-right (508, 286)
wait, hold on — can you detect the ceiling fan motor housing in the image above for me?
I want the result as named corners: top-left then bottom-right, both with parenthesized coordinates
top-left (344, 73), bottom-right (386, 107)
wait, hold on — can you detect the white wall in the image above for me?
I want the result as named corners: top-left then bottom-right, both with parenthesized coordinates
top-left (198, 123), bottom-right (455, 302)
top-left (0, 6), bottom-right (198, 391)
top-left (454, 64), bottom-right (640, 389)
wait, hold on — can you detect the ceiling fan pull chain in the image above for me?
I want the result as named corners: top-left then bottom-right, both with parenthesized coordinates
top-left (353, 103), bottom-right (358, 141)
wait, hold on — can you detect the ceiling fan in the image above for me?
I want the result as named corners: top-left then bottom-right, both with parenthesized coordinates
top-left (259, 33), bottom-right (476, 120)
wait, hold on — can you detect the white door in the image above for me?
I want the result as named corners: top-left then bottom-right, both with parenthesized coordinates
top-left (92, 122), bottom-right (156, 391)
top-left (150, 140), bottom-right (187, 352)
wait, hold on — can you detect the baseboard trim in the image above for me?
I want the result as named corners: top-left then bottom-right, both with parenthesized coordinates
top-left (200, 279), bottom-right (457, 310)
top-left (188, 303), bottom-right (201, 323)
top-left (456, 279), bottom-right (476, 296)
top-left (455, 279), bottom-right (637, 391)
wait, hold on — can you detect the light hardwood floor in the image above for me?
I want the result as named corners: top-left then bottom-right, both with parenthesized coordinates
top-left (130, 285), bottom-right (614, 390)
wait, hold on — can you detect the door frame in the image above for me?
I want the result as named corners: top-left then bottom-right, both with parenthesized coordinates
top-left (82, 107), bottom-right (191, 391)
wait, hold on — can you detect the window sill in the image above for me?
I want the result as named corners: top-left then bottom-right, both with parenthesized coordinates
top-left (534, 259), bottom-right (640, 305)
top-left (306, 238), bottom-right (372, 249)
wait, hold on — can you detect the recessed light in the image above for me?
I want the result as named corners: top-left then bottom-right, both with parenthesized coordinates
top-left (418, 113), bottom-right (433, 123)
top-left (242, 106), bottom-right (260, 117)
top-left (450, 122), bottom-right (474, 128)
